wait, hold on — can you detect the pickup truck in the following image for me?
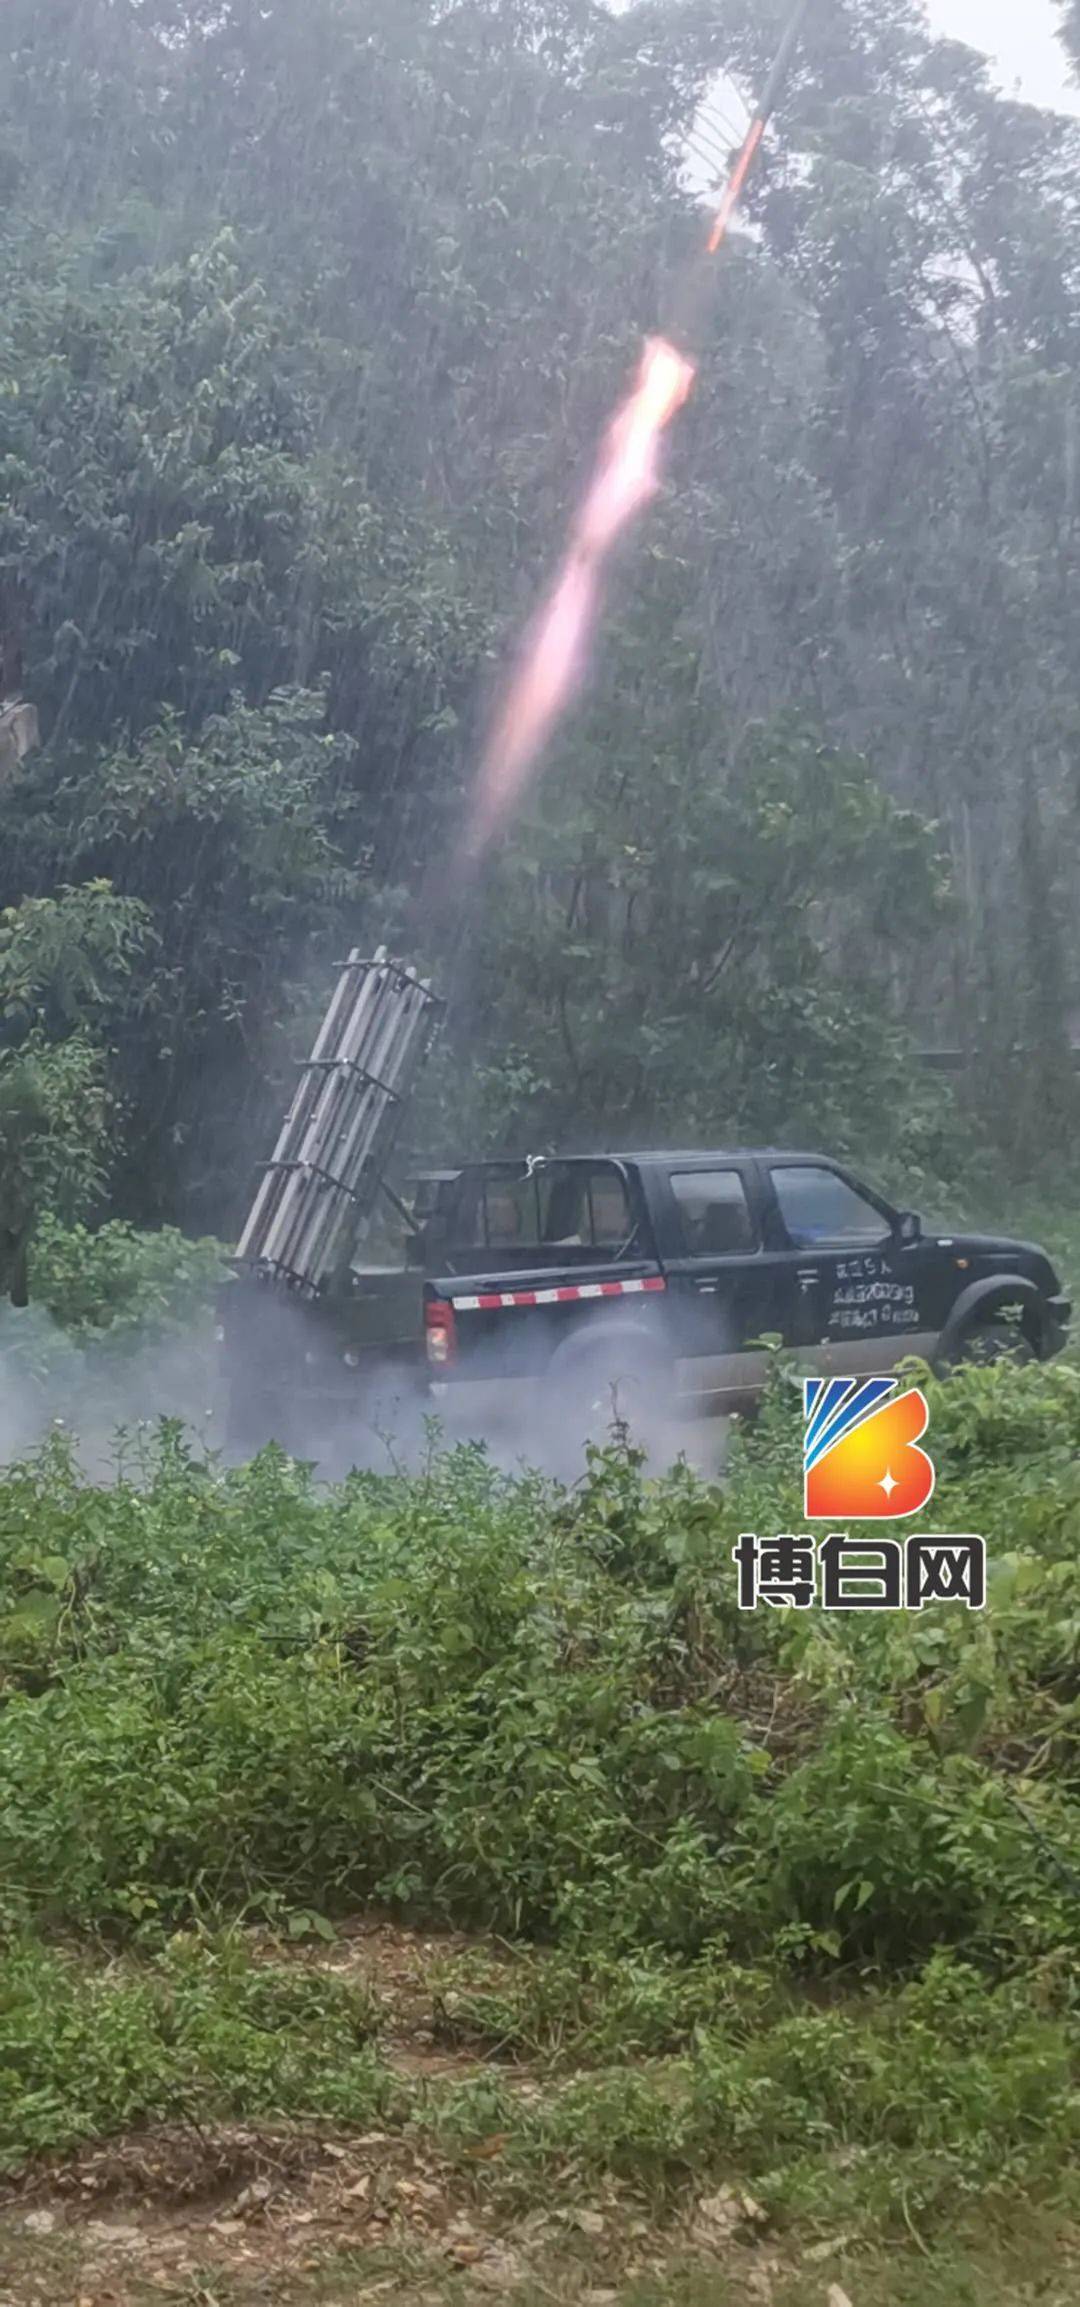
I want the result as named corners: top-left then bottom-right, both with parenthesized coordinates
top-left (418, 1149), bottom-right (1071, 1427)
top-left (221, 1147), bottom-right (1070, 1458)
top-left (220, 948), bottom-right (1071, 1459)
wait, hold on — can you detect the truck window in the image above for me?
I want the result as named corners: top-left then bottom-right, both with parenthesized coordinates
top-left (671, 1170), bottom-right (756, 1255)
top-left (770, 1165), bottom-right (890, 1248)
top-left (454, 1163), bottom-right (632, 1252)
top-left (544, 1167), bottom-right (631, 1248)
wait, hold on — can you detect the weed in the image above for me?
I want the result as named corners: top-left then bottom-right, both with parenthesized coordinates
top-left (0, 1370), bottom-right (1077, 2250)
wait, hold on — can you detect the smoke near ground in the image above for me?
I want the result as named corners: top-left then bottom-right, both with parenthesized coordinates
top-left (0, 1305), bottom-right (726, 1485)
top-left (0, 1307), bottom-right (221, 1476)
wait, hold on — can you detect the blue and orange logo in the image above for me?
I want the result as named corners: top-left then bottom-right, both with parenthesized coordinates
top-left (804, 1378), bottom-right (935, 1521)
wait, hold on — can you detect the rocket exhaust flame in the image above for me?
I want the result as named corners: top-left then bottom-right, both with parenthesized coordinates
top-left (460, 0), bottom-right (810, 871)
top-left (706, 117), bottom-right (764, 255)
top-left (577, 336), bottom-right (698, 557)
top-left (466, 337), bottom-right (695, 862)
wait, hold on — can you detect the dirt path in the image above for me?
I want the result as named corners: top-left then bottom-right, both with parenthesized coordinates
top-left (0, 1922), bottom-right (783, 2306)
top-left (3, 1922), bottom-right (1077, 2307)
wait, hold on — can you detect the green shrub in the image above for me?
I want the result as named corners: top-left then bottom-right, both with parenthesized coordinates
top-left (0, 1933), bottom-right (396, 2170)
top-left (0, 1369), bottom-right (1078, 2227)
top-left (28, 1215), bottom-right (226, 1344)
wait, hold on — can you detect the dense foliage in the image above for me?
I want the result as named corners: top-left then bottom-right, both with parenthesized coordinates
top-left (0, 1364), bottom-right (1077, 2240)
top-left (2, 1), bottom-right (1080, 1243)
top-left (2, 22), bottom-right (1079, 2298)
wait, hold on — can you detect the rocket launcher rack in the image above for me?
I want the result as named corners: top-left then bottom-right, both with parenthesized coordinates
top-left (235, 948), bottom-right (443, 1296)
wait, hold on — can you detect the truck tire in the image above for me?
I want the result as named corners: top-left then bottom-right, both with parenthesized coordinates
top-left (953, 1318), bottom-right (1035, 1369)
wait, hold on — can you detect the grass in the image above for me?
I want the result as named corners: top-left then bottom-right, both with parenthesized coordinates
top-left (137, 2217), bottom-right (1079, 2306)
top-left (0, 1935), bottom-right (393, 2167)
top-left (0, 1360), bottom-right (1079, 2297)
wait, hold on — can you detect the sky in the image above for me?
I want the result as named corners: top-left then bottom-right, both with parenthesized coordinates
top-left (927, 0), bottom-right (1079, 113)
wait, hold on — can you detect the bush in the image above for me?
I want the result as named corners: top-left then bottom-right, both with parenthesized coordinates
top-left (0, 1372), bottom-right (1077, 2229)
top-left (0, 1933), bottom-right (395, 2170)
top-left (27, 1216), bottom-right (226, 1345)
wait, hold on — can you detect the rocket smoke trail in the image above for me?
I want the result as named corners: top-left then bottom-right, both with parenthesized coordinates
top-left (464, 337), bottom-right (695, 865)
top-left (461, 0), bottom-right (811, 871)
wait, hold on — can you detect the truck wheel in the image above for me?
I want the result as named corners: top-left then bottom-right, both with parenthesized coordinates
top-left (953, 1318), bottom-right (1035, 1370)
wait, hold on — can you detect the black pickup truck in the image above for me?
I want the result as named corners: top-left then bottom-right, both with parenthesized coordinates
top-left (219, 948), bottom-right (1070, 1457)
top-left (222, 1147), bottom-right (1069, 1457)
top-left (418, 1150), bottom-right (1070, 1425)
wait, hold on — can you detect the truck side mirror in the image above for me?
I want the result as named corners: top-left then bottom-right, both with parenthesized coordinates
top-left (896, 1210), bottom-right (922, 1246)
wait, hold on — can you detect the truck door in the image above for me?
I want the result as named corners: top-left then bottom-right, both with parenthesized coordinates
top-left (657, 1162), bottom-right (791, 1409)
top-left (763, 1161), bottom-right (936, 1372)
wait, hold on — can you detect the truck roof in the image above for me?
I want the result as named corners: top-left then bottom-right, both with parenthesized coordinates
top-left (465, 1149), bottom-right (828, 1168)
top-left (611, 1149), bottom-right (823, 1166)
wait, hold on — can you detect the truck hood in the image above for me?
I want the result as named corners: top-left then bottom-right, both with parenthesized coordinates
top-left (931, 1232), bottom-right (1060, 1289)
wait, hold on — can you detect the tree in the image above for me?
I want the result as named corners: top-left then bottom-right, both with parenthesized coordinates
top-left (0, 886), bottom-right (151, 1294)
top-left (1058, 4), bottom-right (1080, 76)
top-left (3, 0), bottom-right (1080, 1227)
top-left (425, 590), bottom-right (949, 1163)
top-left (5, 692), bottom-right (372, 1222)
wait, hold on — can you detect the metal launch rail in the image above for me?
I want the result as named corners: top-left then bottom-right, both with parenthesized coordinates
top-left (235, 947), bottom-right (442, 1296)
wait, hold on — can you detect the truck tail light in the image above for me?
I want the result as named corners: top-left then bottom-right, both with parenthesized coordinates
top-left (425, 1299), bottom-right (456, 1368)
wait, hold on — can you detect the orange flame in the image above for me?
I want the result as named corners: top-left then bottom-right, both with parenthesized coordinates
top-left (461, 84), bottom-right (773, 869)
top-left (466, 336), bottom-right (696, 861)
top-left (706, 116), bottom-right (764, 254)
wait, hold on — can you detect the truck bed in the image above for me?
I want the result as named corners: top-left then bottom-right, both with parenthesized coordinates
top-left (425, 1254), bottom-right (669, 1384)
top-left (435, 1256), bottom-right (664, 1305)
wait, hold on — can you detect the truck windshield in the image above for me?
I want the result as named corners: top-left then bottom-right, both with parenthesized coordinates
top-left (454, 1162), bottom-right (633, 1252)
